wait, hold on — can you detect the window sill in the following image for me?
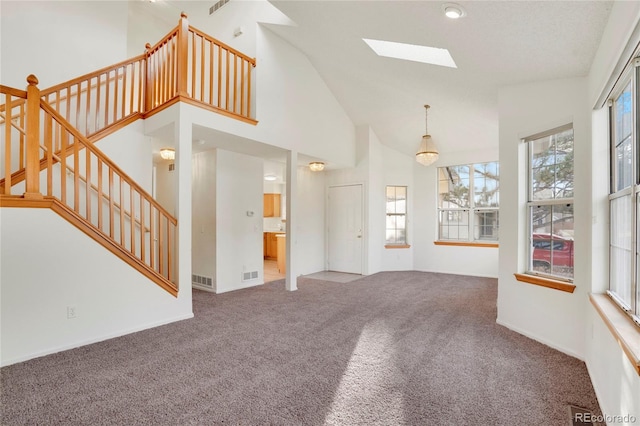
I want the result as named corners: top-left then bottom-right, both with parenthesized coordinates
top-left (590, 294), bottom-right (640, 375)
top-left (514, 273), bottom-right (576, 293)
top-left (434, 241), bottom-right (498, 248)
top-left (384, 244), bottom-right (411, 249)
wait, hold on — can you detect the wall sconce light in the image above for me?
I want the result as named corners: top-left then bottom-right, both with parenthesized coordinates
top-left (309, 162), bottom-right (325, 172)
top-left (160, 148), bottom-right (175, 161)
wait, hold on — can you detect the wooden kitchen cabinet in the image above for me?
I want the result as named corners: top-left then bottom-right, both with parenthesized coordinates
top-left (276, 234), bottom-right (286, 273)
top-left (264, 232), bottom-right (279, 260)
top-left (263, 193), bottom-right (281, 217)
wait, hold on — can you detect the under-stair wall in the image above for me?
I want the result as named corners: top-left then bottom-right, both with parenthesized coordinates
top-left (0, 207), bottom-right (193, 367)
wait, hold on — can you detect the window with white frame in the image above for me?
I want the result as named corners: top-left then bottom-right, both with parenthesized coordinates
top-left (609, 65), bottom-right (639, 325)
top-left (437, 162), bottom-right (499, 242)
top-left (385, 186), bottom-right (407, 246)
top-left (525, 125), bottom-right (574, 281)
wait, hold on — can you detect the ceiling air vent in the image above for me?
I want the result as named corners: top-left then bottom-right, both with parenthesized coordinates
top-left (209, 0), bottom-right (230, 15)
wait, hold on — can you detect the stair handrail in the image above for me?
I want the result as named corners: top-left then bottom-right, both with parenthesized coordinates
top-left (39, 99), bottom-right (177, 288)
top-left (40, 53), bottom-right (147, 141)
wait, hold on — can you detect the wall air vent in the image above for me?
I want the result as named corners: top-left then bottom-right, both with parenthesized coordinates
top-left (169, 163), bottom-right (175, 172)
top-left (242, 271), bottom-right (259, 281)
top-left (192, 274), bottom-right (213, 288)
top-left (209, 0), bottom-right (230, 15)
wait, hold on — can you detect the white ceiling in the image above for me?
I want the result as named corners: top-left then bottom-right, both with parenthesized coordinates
top-left (147, 0), bottom-right (612, 159)
top-left (263, 0), bottom-right (612, 157)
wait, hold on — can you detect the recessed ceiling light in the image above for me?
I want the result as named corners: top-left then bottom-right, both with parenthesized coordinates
top-left (363, 38), bottom-right (457, 68)
top-left (442, 3), bottom-right (466, 19)
top-left (264, 174), bottom-right (277, 181)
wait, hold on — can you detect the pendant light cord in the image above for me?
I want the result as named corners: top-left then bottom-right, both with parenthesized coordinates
top-left (424, 104), bottom-right (430, 135)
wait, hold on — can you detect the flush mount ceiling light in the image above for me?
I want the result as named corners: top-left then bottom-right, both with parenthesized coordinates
top-left (363, 38), bottom-right (457, 68)
top-left (415, 105), bottom-right (439, 166)
top-left (160, 148), bottom-right (175, 160)
top-left (309, 162), bottom-right (325, 172)
top-left (442, 3), bottom-right (466, 19)
top-left (264, 174), bottom-right (277, 181)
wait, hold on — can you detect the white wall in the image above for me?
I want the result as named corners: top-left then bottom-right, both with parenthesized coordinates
top-left (586, 2), bottom-right (640, 422)
top-left (413, 148), bottom-right (500, 278)
top-left (192, 150), bottom-right (217, 290)
top-left (497, 77), bottom-right (590, 360)
top-left (295, 165), bottom-right (326, 275)
top-left (1, 1), bottom-right (127, 89)
top-left (215, 149), bottom-right (264, 293)
top-left (96, 120), bottom-right (154, 193)
top-left (0, 208), bottom-right (192, 366)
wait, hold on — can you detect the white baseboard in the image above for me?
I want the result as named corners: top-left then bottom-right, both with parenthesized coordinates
top-left (496, 318), bottom-right (584, 361)
top-left (415, 268), bottom-right (498, 279)
top-left (1, 312), bottom-right (194, 367)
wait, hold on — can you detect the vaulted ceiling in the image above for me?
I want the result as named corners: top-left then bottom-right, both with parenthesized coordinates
top-left (143, 0), bottom-right (612, 159)
top-left (263, 1), bottom-right (612, 157)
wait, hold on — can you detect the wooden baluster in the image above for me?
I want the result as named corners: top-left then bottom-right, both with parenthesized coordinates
top-left (4, 94), bottom-right (12, 194)
top-left (86, 146), bottom-right (91, 221)
top-left (140, 194), bottom-right (145, 262)
top-left (209, 42), bottom-right (214, 105)
top-left (200, 35), bottom-right (205, 101)
top-left (65, 87), bottom-right (71, 124)
top-left (75, 82), bottom-right (81, 131)
top-left (113, 68), bottom-right (119, 125)
top-left (170, 37), bottom-right (176, 97)
top-left (240, 59), bottom-right (245, 116)
top-left (109, 168), bottom-right (114, 238)
top-left (19, 102), bottom-right (25, 169)
top-left (144, 43), bottom-right (152, 112)
top-left (105, 70), bottom-right (110, 129)
top-left (217, 45), bottom-right (222, 108)
top-left (248, 60), bottom-right (254, 119)
top-left (60, 125), bottom-right (67, 204)
top-left (120, 176), bottom-right (125, 246)
top-left (122, 65), bottom-right (128, 119)
top-left (224, 49), bottom-right (229, 111)
top-left (177, 12), bottom-right (189, 97)
top-left (86, 77), bottom-right (92, 135)
top-left (98, 159), bottom-right (103, 231)
top-left (73, 136), bottom-right (79, 212)
top-left (191, 33), bottom-right (196, 97)
top-left (158, 213), bottom-right (164, 276)
top-left (233, 53), bottom-right (237, 113)
top-left (167, 219), bottom-right (172, 281)
top-left (130, 188), bottom-right (135, 256)
top-left (24, 75), bottom-right (42, 199)
top-left (45, 113), bottom-right (53, 196)
top-left (95, 74), bottom-right (101, 132)
top-left (137, 59), bottom-right (143, 113)
top-left (150, 205), bottom-right (155, 269)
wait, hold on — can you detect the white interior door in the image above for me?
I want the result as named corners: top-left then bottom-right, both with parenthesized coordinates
top-left (328, 184), bottom-right (363, 274)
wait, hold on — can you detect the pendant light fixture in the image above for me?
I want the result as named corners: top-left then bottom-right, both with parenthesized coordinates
top-left (415, 104), bottom-right (439, 166)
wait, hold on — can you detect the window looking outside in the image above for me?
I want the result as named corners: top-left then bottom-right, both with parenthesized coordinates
top-left (386, 186), bottom-right (407, 246)
top-left (525, 125), bottom-right (574, 281)
top-left (609, 68), bottom-right (639, 324)
top-left (437, 162), bottom-right (499, 242)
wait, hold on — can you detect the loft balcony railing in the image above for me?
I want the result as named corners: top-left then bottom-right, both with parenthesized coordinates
top-left (38, 13), bottom-right (256, 143)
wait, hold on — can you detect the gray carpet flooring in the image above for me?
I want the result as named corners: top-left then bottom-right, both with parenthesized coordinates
top-left (1, 271), bottom-right (601, 425)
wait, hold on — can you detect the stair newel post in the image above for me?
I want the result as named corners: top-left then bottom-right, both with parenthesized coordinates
top-left (144, 43), bottom-right (153, 113)
top-left (176, 12), bottom-right (189, 97)
top-left (24, 74), bottom-right (42, 199)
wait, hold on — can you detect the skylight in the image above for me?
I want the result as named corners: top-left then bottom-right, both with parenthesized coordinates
top-left (362, 38), bottom-right (457, 69)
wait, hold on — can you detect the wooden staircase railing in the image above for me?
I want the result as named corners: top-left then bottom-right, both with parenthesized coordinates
top-left (0, 13), bottom-right (257, 295)
top-left (41, 55), bottom-right (146, 142)
top-left (0, 78), bottom-right (177, 296)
